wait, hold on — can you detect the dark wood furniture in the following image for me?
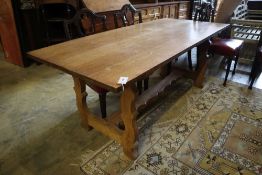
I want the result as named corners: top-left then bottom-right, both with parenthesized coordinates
top-left (64, 8), bottom-right (107, 39)
top-left (28, 19), bottom-right (229, 159)
top-left (63, 4), bottom-right (145, 118)
top-left (193, 2), bottom-right (214, 22)
top-left (0, 0), bottom-right (23, 66)
top-left (35, 0), bottom-right (80, 8)
top-left (80, 1), bottom-right (192, 31)
top-left (39, 2), bottom-right (78, 45)
top-left (187, 1), bottom-right (214, 70)
top-left (192, 1), bottom-right (244, 86)
top-left (0, 0), bottom-right (193, 67)
top-left (249, 31), bottom-right (262, 89)
top-left (22, 1), bottom-right (192, 46)
top-left (11, 1), bottom-right (192, 67)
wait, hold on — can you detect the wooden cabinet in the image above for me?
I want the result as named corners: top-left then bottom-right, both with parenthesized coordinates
top-left (82, 1), bottom-right (191, 32)
top-left (178, 2), bottom-right (190, 19)
top-left (134, 1), bottom-right (191, 22)
top-left (139, 6), bottom-right (162, 22)
top-left (162, 4), bottom-right (179, 18)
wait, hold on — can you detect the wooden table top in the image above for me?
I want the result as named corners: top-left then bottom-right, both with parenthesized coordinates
top-left (28, 19), bottom-right (229, 92)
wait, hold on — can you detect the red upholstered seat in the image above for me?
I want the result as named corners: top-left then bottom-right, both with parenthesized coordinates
top-left (191, 2), bottom-right (244, 86)
top-left (208, 37), bottom-right (244, 86)
top-left (209, 38), bottom-right (244, 57)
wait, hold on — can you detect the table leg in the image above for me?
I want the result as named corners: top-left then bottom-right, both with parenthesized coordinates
top-left (120, 84), bottom-right (138, 160)
top-left (73, 76), bottom-right (92, 130)
top-left (195, 40), bottom-right (210, 88)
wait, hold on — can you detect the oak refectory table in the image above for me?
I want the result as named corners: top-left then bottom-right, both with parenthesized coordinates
top-left (28, 19), bottom-right (229, 159)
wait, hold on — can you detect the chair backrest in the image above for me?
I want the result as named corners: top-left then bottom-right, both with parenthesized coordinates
top-left (38, 3), bottom-right (78, 45)
top-left (82, 0), bottom-right (130, 13)
top-left (36, 0), bottom-right (79, 8)
top-left (194, 2), bottom-right (215, 22)
top-left (114, 4), bottom-right (142, 28)
top-left (39, 3), bottom-right (76, 20)
top-left (64, 8), bottom-right (107, 40)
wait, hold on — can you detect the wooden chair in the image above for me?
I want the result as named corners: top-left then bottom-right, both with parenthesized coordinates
top-left (192, 1), bottom-right (244, 86)
top-left (187, 2), bottom-right (215, 70)
top-left (249, 32), bottom-right (262, 89)
top-left (39, 3), bottom-right (78, 45)
top-left (63, 8), bottom-right (107, 39)
top-left (114, 4), bottom-right (142, 28)
top-left (114, 4), bottom-right (148, 94)
top-left (63, 8), bottom-right (108, 118)
top-left (194, 2), bottom-right (215, 22)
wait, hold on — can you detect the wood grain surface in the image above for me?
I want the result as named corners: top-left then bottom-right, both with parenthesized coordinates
top-left (28, 19), bottom-right (229, 92)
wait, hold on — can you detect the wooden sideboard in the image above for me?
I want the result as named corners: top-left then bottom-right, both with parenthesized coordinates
top-left (80, 1), bottom-right (191, 31)
top-left (134, 1), bottom-right (191, 22)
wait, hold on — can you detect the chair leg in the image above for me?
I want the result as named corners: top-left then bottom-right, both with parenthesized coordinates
top-left (167, 62), bottom-right (172, 75)
top-left (137, 80), bottom-right (142, 95)
top-left (196, 47), bottom-right (200, 70)
top-left (187, 50), bottom-right (193, 70)
top-left (249, 69), bottom-right (255, 90)
top-left (232, 54), bottom-right (239, 75)
top-left (248, 59), bottom-right (262, 90)
top-left (99, 93), bottom-right (107, 118)
top-left (249, 79), bottom-right (255, 90)
top-left (144, 77), bottom-right (149, 91)
top-left (223, 58), bottom-right (233, 86)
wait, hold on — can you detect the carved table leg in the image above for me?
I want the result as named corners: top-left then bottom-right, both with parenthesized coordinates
top-left (195, 40), bottom-right (210, 88)
top-left (73, 76), bottom-right (92, 130)
top-left (120, 84), bottom-right (138, 160)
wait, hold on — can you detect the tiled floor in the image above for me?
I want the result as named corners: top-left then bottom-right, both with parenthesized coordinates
top-left (0, 51), bottom-right (261, 175)
top-left (0, 60), bottom-right (111, 175)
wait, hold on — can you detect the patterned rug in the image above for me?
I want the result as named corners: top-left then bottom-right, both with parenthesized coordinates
top-left (81, 78), bottom-right (262, 175)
